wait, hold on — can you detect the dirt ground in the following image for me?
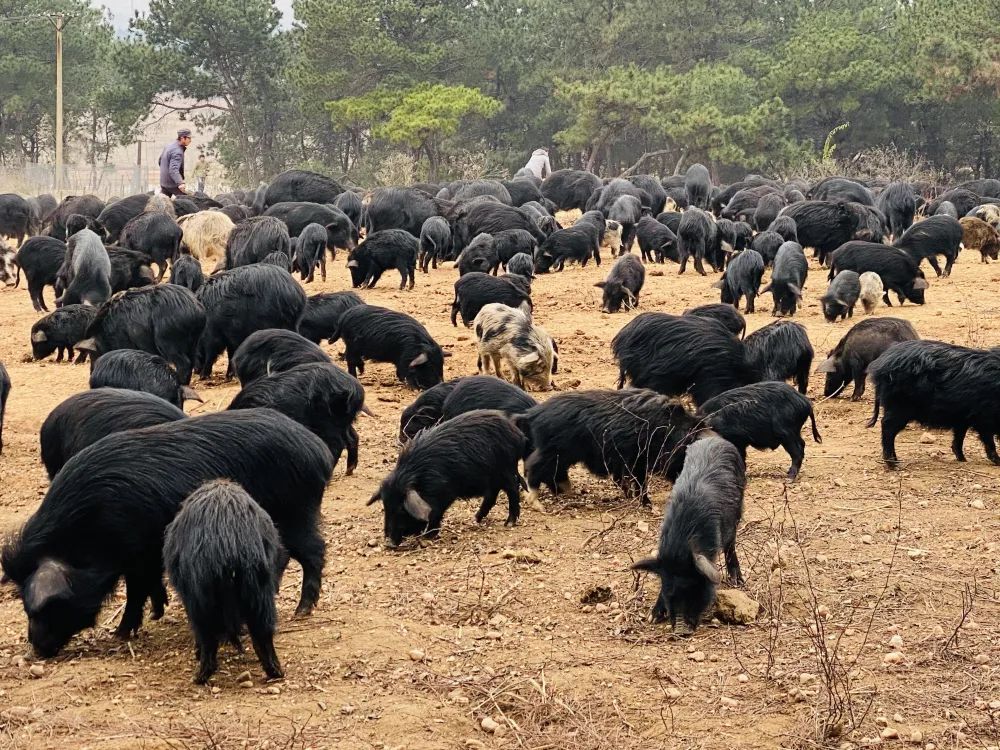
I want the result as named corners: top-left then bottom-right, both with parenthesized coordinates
top-left (0, 226), bottom-right (998, 750)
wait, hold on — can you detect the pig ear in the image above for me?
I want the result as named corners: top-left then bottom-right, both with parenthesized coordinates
top-left (346, 259), bottom-right (359, 268)
top-left (366, 488), bottom-right (382, 506)
top-left (912, 278), bottom-right (929, 290)
top-left (712, 279), bottom-right (725, 289)
top-left (75, 338), bottom-right (97, 352)
top-left (25, 559), bottom-right (71, 612)
top-left (441, 348), bottom-right (453, 358)
top-left (594, 282), bottom-right (606, 288)
top-left (632, 556), bottom-right (664, 573)
top-left (181, 386), bottom-right (203, 403)
top-left (788, 284), bottom-right (802, 299)
top-left (31, 330), bottom-right (47, 342)
top-left (760, 283), bottom-right (772, 294)
top-left (409, 351), bottom-right (429, 368)
top-left (692, 551), bottom-right (721, 584)
top-left (403, 489), bottom-right (432, 522)
top-left (520, 352), bottom-right (541, 365)
top-left (815, 356), bottom-right (838, 373)
top-left (834, 297), bottom-right (846, 306)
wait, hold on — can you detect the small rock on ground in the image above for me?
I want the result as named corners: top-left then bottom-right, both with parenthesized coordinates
top-left (714, 589), bottom-right (760, 625)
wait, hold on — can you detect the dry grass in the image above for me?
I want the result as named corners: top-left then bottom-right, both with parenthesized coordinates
top-left (426, 667), bottom-right (642, 750)
top-left (784, 144), bottom-right (945, 186)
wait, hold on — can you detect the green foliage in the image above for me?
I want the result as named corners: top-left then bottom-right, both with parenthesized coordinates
top-left (10, 0), bottom-right (1000, 181)
top-left (823, 124), bottom-right (851, 162)
top-left (0, 0), bottom-right (147, 164)
top-left (127, 0), bottom-right (295, 181)
top-left (373, 85), bottom-right (502, 149)
top-left (327, 90), bottom-right (406, 133)
top-left (328, 84), bottom-right (500, 179)
top-left (554, 64), bottom-right (799, 173)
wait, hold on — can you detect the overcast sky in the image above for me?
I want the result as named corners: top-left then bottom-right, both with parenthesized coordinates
top-left (96, 0), bottom-right (295, 33)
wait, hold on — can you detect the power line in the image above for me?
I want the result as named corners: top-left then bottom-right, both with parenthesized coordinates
top-left (0, 12), bottom-right (81, 23)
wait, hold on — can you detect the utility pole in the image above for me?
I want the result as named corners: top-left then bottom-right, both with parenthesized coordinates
top-left (52, 13), bottom-right (65, 199)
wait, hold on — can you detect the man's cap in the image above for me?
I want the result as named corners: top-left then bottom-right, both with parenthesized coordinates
top-left (177, 128), bottom-right (192, 138)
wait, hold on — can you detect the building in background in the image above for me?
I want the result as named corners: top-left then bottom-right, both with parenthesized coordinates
top-left (1, 98), bottom-right (221, 199)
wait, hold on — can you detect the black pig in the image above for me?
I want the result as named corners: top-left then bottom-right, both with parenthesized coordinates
top-left (632, 436), bottom-right (745, 633)
top-left (164, 480), bottom-right (284, 683)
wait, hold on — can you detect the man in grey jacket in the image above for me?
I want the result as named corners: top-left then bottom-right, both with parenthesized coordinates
top-left (158, 128), bottom-right (192, 196)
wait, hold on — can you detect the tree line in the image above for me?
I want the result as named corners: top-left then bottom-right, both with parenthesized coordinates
top-left (1, 0), bottom-right (998, 184)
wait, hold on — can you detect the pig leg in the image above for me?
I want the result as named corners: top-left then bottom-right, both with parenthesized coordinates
top-left (425, 509), bottom-right (446, 538)
top-left (795, 364), bottom-right (809, 394)
top-left (951, 427), bottom-right (968, 461)
top-left (114, 572), bottom-right (150, 638)
top-left (475, 483), bottom-right (500, 523)
top-left (344, 426), bottom-right (359, 476)
top-left (282, 526), bottom-right (326, 617)
top-left (850, 373), bottom-right (866, 401)
top-left (880, 414), bottom-right (908, 467)
top-left (503, 472), bottom-right (521, 526)
top-left (724, 540), bottom-right (744, 585)
top-left (150, 578), bottom-right (169, 620)
top-left (344, 345), bottom-right (362, 377)
top-left (193, 632), bottom-right (219, 684)
top-left (943, 254), bottom-right (955, 277)
top-left (650, 588), bottom-right (669, 623)
top-left (248, 622), bottom-right (283, 681)
top-left (693, 251), bottom-right (707, 277)
top-left (974, 427), bottom-right (1000, 465)
top-left (782, 435), bottom-right (806, 480)
top-left (524, 449), bottom-right (557, 499)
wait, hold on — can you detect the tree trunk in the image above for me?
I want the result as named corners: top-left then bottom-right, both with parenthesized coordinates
top-left (673, 149), bottom-right (688, 175)
top-left (426, 141), bottom-right (439, 182)
top-left (620, 149), bottom-right (673, 177)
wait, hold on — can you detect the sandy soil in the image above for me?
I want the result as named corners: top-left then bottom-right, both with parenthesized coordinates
top-left (0, 229), bottom-right (998, 750)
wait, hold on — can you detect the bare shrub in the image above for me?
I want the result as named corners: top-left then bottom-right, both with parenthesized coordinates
top-left (784, 144), bottom-right (944, 186)
top-left (373, 151), bottom-right (419, 187)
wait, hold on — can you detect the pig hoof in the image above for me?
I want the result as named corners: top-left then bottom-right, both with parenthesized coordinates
top-left (112, 624), bottom-right (136, 641)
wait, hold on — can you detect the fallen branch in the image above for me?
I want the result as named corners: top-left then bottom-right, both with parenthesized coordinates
top-left (619, 150), bottom-right (673, 177)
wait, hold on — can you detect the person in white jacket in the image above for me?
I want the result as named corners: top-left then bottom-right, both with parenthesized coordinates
top-left (522, 148), bottom-right (552, 180)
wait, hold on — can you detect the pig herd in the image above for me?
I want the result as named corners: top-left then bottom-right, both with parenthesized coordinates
top-left (0, 165), bottom-right (998, 680)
